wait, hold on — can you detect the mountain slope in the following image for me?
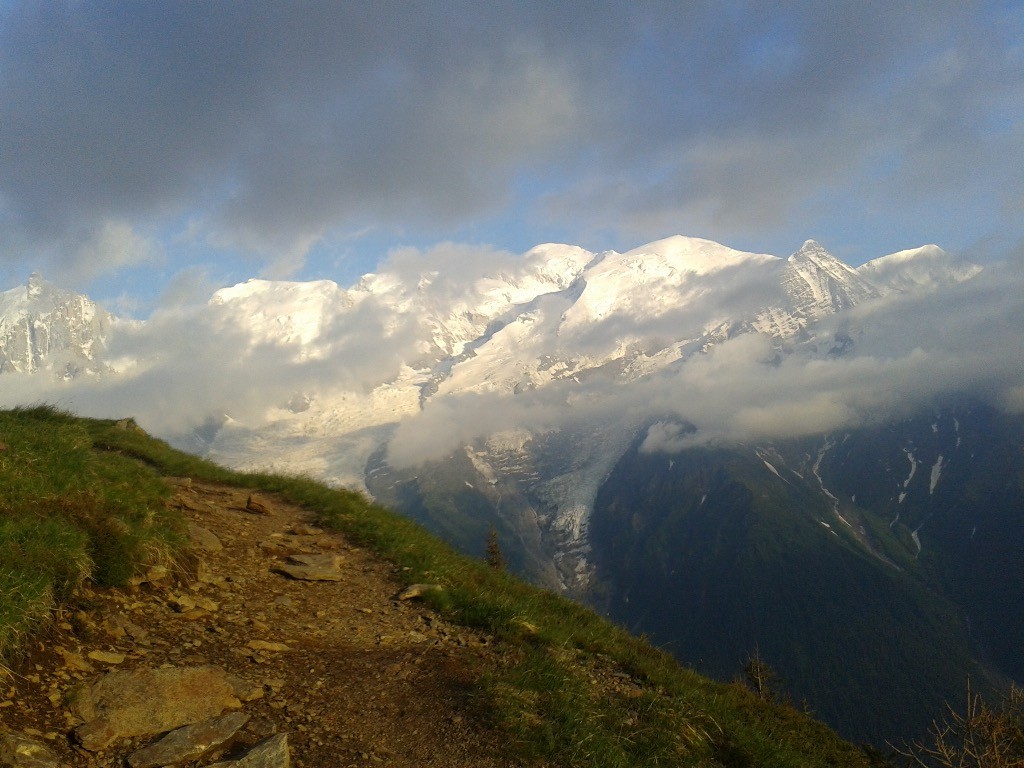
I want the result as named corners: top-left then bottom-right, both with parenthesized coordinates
top-left (0, 235), bottom-right (1007, 748)
top-left (0, 407), bottom-right (873, 767)
top-left (586, 425), bottom-right (1000, 744)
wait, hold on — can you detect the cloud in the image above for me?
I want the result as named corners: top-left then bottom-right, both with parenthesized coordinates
top-left (1, 2), bottom-right (1020, 285)
top-left (0, 2), bottom-right (589, 273)
top-left (64, 221), bottom-right (163, 286)
top-left (542, 3), bottom-right (1024, 259)
top-left (639, 421), bottom-right (693, 454)
top-left (0, 283), bottom-right (422, 435)
top-left (386, 394), bottom-right (563, 470)
top-left (0, 241), bottom-right (548, 439)
top-left (2, 232), bottom-right (1022, 479)
top-left (384, 258), bottom-right (1024, 465)
top-left (157, 267), bottom-right (222, 309)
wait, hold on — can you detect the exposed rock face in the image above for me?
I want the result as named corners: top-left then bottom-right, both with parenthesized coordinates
top-left (781, 239), bottom-right (879, 320)
top-left (70, 665), bottom-right (241, 750)
top-left (0, 273), bottom-right (113, 378)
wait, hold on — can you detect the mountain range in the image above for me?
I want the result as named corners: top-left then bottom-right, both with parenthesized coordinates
top-left (1, 235), bottom-right (1018, 745)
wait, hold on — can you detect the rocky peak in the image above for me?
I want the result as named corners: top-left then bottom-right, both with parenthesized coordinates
top-left (0, 274), bottom-right (113, 377)
top-left (26, 271), bottom-right (45, 301)
top-left (788, 240), bottom-right (848, 269)
top-left (782, 240), bottom-right (878, 319)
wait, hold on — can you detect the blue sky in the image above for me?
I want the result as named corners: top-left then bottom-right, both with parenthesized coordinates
top-left (1, 1), bottom-right (1022, 316)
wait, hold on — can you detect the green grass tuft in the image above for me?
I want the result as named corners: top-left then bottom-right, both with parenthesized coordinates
top-left (0, 406), bottom-right (184, 657)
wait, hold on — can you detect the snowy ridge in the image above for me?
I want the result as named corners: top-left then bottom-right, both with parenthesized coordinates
top-left (212, 278), bottom-right (354, 353)
top-left (562, 236), bottom-right (776, 328)
top-left (0, 273), bottom-right (112, 378)
top-left (858, 245), bottom-right (982, 294)
top-left (0, 235), bottom-right (986, 589)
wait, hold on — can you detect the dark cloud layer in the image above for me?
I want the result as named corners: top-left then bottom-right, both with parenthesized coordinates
top-left (1, 2), bottom-right (1022, 282)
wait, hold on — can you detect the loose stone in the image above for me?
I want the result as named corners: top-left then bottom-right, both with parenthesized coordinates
top-left (86, 650), bottom-right (126, 665)
top-left (70, 665), bottom-right (241, 751)
top-left (396, 584), bottom-right (443, 601)
top-left (127, 711), bottom-right (250, 768)
top-left (0, 729), bottom-right (61, 768)
top-left (206, 733), bottom-right (290, 767)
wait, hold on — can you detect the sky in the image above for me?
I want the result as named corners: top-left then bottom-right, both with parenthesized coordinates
top-left (1, 1), bottom-right (1023, 316)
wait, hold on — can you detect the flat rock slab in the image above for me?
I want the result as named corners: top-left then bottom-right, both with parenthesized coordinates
top-left (71, 665), bottom-right (241, 751)
top-left (396, 583), bottom-right (443, 600)
top-left (128, 711), bottom-right (250, 768)
top-left (208, 733), bottom-right (289, 767)
top-left (0, 730), bottom-right (61, 768)
top-left (272, 553), bottom-right (343, 581)
top-left (246, 640), bottom-right (291, 653)
top-left (87, 650), bottom-right (126, 665)
top-left (188, 522), bottom-right (223, 552)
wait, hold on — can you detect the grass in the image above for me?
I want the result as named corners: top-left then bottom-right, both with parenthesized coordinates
top-left (0, 406), bottom-right (183, 657)
top-left (1, 406), bottom-right (873, 766)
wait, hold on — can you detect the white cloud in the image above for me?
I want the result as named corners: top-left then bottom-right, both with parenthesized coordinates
top-left (639, 421), bottom-right (692, 454)
top-left (2, 237), bottom-right (1022, 477)
top-left (58, 221), bottom-right (162, 286)
top-left (1, 3), bottom-right (1020, 285)
top-left (382, 260), bottom-right (1024, 463)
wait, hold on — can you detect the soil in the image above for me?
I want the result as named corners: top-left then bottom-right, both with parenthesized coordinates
top-left (0, 478), bottom-right (530, 767)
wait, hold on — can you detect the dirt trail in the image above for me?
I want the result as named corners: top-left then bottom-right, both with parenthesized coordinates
top-left (1, 478), bottom-right (524, 767)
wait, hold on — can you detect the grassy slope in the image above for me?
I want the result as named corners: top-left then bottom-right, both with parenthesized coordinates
top-left (587, 442), bottom-right (988, 746)
top-left (0, 407), bottom-right (182, 656)
top-left (0, 407), bottom-right (871, 767)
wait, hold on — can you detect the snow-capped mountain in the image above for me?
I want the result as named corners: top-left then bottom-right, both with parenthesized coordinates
top-left (0, 237), bottom-right (983, 533)
top-left (1, 235), bottom-right (1012, 745)
top-left (173, 236), bottom-right (982, 591)
top-left (857, 243), bottom-right (983, 294)
top-left (0, 272), bottom-right (113, 378)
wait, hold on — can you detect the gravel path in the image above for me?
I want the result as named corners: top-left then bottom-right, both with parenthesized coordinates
top-left (1, 479), bottom-right (524, 767)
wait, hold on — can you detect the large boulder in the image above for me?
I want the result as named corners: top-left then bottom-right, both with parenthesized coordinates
top-left (70, 665), bottom-right (241, 750)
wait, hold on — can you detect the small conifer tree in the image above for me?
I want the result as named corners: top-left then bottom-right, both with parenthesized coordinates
top-left (485, 525), bottom-right (505, 571)
top-left (744, 646), bottom-right (781, 703)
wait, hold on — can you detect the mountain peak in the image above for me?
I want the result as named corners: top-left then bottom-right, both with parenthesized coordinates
top-left (0, 274), bottom-right (112, 377)
top-left (781, 240), bottom-right (877, 318)
top-left (26, 271), bottom-right (50, 301)
top-left (790, 239), bottom-right (843, 264)
top-left (858, 244), bottom-right (982, 294)
top-left (618, 235), bottom-right (777, 275)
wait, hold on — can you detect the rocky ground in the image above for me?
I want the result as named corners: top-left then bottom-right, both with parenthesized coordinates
top-left (0, 478), bottom-right (526, 767)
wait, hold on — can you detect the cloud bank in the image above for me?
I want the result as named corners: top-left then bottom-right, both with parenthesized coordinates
top-left (387, 262), bottom-right (1024, 465)
top-left (1, 241), bottom-right (1021, 476)
top-left (1, 2), bottom-right (1021, 288)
